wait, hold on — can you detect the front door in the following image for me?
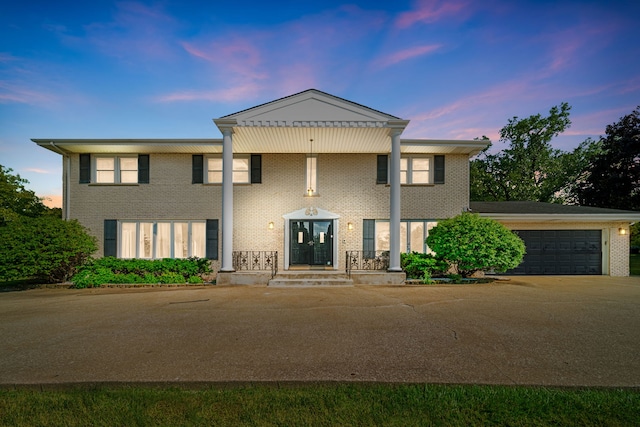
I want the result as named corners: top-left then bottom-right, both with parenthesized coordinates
top-left (290, 220), bottom-right (333, 267)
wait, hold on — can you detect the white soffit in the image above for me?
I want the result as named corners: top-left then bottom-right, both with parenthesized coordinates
top-left (32, 139), bottom-right (223, 154)
top-left (232, 127), bottom-right (391, 153)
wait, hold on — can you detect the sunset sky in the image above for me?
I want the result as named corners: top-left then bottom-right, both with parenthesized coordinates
top-left (1, 0), bottom-right (638, 207)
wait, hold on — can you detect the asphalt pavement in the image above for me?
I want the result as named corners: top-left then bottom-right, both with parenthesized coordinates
top-left (1, 276), bottom-right (639, 388)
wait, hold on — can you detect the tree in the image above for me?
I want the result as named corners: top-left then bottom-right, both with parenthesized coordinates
top-left (0, 216), bottom-right (97, 283)
top-left (0, 164), bottom-right (95, 283)
top-left (575, 106), bottom-right (640, 211)
top-left (471, 103), bottom-right (593, 203)
top-left (426, 212), bottom-right (525, 277)
top-left (0, 165), bottom-right (48, 224)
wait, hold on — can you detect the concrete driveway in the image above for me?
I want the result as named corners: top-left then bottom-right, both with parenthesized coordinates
top-left (1, 276), bottom-right (639, 388)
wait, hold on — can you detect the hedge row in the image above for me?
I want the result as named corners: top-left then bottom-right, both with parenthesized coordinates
top-left (72, 257), bottom-right (212, 288)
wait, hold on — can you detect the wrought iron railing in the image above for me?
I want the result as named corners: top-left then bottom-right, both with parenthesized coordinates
top-left (232, 251), bottom-right (278, 278)
top-left (345, 251), bottom-right (390, 278)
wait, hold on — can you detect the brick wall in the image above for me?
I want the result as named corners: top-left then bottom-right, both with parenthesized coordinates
top-left (65, 152), bottom-right (631, 276)
top-left (68, 152), bottom-right (470, 270)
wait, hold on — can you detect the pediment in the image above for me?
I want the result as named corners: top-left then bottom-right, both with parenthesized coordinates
top-left (221, 89), bottom-right (400, 125)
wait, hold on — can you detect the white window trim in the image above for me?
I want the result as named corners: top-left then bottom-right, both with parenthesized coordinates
top-left (92, 154), bottom-right (138, 184)
top-left (205, 154), bottom-right (250, 184)
top-left (118, 220), bottom-right (206, 259)
top-left (401, 155), bottom-right (434, 185)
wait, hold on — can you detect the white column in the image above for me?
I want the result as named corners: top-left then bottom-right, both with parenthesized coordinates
top-left (220, 127), bottom-right (235, 272)
top-left (388, 129), bottom-right (402, 272)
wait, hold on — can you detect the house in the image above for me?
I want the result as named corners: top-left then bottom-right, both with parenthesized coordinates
top-left (33, 89), bottom-right (639, 282)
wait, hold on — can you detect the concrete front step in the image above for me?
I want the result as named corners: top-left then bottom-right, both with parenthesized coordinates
top-left (268, 270), bottom-right (353, 287)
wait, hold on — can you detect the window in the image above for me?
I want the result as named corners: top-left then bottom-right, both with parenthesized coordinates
top-left (306, 155), bottom-right (318, 195)
top-left (94, 155), bottom-right (139, 184)
top-left (206, 155), bottom-right (250, 183)
top-left (374, 220), bottom-right (438, 254)
top-left (118, 220), bottom-right (206, 259)
top-left (401, 156), bottom-right (432, 184)
top-left (82, 154), bottom-right (148, 184)
top-left (376, 154), bottom-right (444, 185)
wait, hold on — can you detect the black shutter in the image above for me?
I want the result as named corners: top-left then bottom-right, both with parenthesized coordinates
top-left (363, 219), bottom-right (375, 258)
top-left (251, 154), bottom-right (262, 184)
top-left (192, 155), bottom-right (203, 184)
top-left (206, 219), bottom-right (219, 260)
top-left (79, 154), bottom-right (91, 183)
top-left (434, 155), bottom-right (445, 184)
top-left (376, 155), bottom-right (388, 184)
top-left (104, 220), bottom-right (117, 257)
top-left (138, 154), bottom-right (149, 184)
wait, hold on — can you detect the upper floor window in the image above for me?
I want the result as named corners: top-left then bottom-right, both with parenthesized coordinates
top-left (95, 156), bottom-right (138, 183)
top-left (401, 156), bottom-right (432, 184)
top-left (376, 154), bottom-right (444, 185)
top-left (80, 154), bottom-right (149, 184)
top-left (206, 155), bottom-right (250, 184)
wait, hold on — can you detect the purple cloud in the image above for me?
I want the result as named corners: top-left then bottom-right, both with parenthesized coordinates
top-left (395, 0), bottom-right (471, 28)
top-left (375, 44), bottom-right (442, 68)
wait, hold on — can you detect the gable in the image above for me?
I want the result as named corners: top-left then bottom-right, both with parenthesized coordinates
top-left (222, 89), bottom-right (400, 126)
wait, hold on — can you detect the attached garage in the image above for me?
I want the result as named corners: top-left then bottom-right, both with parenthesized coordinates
top-left (508, 229), bottom-right (601, 275)
top-left (469, 201), bottom-right (640, 276)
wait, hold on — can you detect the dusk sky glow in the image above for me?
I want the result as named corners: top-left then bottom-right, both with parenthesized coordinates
top-left (1, 0), bottom-right (639, 207)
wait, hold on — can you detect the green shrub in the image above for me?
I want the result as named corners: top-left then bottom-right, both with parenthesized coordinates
top-left (188, 275), bottom-right (204, 284)
top-left (447, 273), bottom-right (463, 284)
top-left (72, 267), bottom-right (114, 288)
top-left (401, 252), bottom-right (449, 279)
top-left (143, 273), bottom-right (158, 284)
top-left (158, 272), bottom-right (186, 284)
top-left (427, 212), bottom-right (525, 277)
top-left (421, 271), bottom-right (433, 284)
top-left (0, 216), bottom-right (97, 282)
top-left (71, 257), bottom-right (212, 288)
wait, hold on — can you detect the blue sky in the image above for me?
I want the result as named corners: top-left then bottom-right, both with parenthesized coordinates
top-left (1, 0), bottom-right (639, 207)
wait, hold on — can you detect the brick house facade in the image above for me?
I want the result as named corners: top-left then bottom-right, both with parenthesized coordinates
top-left (34, 90), bottom-right (640, 279)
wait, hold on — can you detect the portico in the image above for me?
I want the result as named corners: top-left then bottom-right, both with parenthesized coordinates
top-left (213, 90), bottom-right (410, 274)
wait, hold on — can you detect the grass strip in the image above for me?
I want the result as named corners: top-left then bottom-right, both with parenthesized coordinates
top-left (1, 384), bottom-right (638, 426)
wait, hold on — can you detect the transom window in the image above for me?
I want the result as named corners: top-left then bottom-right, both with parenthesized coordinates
top-left (95, 156), bottom-right (138, 183)
top-left (119, 220), bottom-right (206, 259)
top-left (401, 156), bottom-right (432, 184)
top-left (207, 156), bottom-right (250, 183)
top-left (375, 220), bottom-right (438, 254)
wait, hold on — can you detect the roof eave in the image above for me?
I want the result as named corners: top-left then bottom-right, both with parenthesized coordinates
top-left (476, 213), bottom-right (640, 223)
top-left (32, 139), bottom-right (223, 154)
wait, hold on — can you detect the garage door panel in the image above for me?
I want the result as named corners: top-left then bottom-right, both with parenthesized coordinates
top-left (557, 265), bottom-right (573, 275)
top-left (508, 229), bottom-right (601, 275)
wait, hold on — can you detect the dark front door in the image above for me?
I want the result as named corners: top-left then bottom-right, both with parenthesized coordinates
top-left (290, 220), bottom-right (333, 267)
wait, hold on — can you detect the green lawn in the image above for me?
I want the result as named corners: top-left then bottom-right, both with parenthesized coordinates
top-left (630, 254), bottom-right (640, 276)
top-left (1, 384), bottom-right (638, 426)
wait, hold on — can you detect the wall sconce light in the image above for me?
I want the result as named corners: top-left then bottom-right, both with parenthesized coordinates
top-left (619, 227), bottom-right (627, 235)
top-left (268, 221), bottom-right (274, 230)
top-left (347, 222), bottom-right (354, 230)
